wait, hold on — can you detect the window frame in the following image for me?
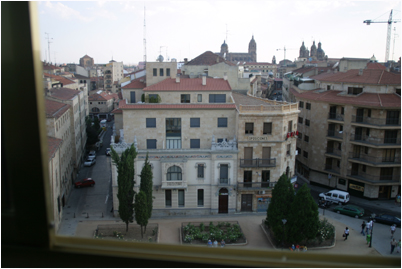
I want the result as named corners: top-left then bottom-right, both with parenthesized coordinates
top-left (263, 122), bottom-right (272, 135)
top-left (306, 103), bottom-right (311, 110)
top-left (197, 189), bottom-right (204, 207)
top-left (245, 122), bottom-right (254, 134)
top-left (190, 139), bottom-right (200, 149)
top-left (146, 139), bottom-right (157, 149)
top-left (181, 94), bottom-right (190, 103)
top-left (190, 118), bottom-right (200, 128)
top-left (217, 117), bottom-right (227, 128)
top-left (146, 118), bottom-right (156, 128)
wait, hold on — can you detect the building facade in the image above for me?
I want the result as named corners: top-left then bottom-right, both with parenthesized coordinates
top-left (88, 91), bottom-right (117, 120)
top-left (216, 36), bottom-right (257, 62)
top-left (104, 60), bottom-right (124, 91)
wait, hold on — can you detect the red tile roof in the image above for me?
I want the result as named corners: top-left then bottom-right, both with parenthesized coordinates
top-left (49, 87), bottom-right (81, 100)
top-left (290, 88), bottom-right (400, 108)
top-left (122, 78), bottom-right (146, 89)
top-left (243, 62), bottom-right (274, 65)
top-left (45, 99), bottom-right (71, 118)
top-left (88, 91), bottom-right (115, 101)
top-left (292, 66), bottom-right (332, 75)
top-left (311, 69), bottom-right (400, 85)
top-left (366, 62), bottom-right (387, 70)
top-left (48, 136), bottom-right (63, 160)
top-left (186, 51), bottom-right (236, 66)
top-left (44, 73), bottom-right (76, 85)
top-left (144, 77), bottom-right (232, 92)
top-left (111, 108), bottom-right (122, 114)
top-left (119, 99), bottom-right (236, 110)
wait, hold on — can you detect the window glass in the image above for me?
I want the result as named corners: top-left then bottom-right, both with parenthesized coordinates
top-left (190, 118), bottom-right (200, 128)
top-left (197, 189), bottom-right (204, 206)
top-left (190, 139), bottom-right (200, 149)
top-left (197, 94), bottom-right (202, 102)
top-left (263, 122), bottom-right (272, 134)
top-left (146, 139), bottom-right (157, 149)
top-left (217, 118), bottom-right (227, 127)
top-left (178, 190), bottom-right (185, 207)
top-left (166, 68), bottom-right (170, 77)
top-left (167, 166), bottom-right (182, 181)
top-left (153, 68), bottom-right (157, 76)
top-left (245, 123), bottom-right (254, 134)
top-left (181, 94), bottom-right (190, 103)
top-left (209, 94), bottom-right (226, 103)
top-left (160, 68), bottom-right (164, 76)
top-left (197, 164), bottom-right (204, 178)
top-left (146, 118), bottom-right (156, 128)
top-left (165, 190), bottom-right (172, 207)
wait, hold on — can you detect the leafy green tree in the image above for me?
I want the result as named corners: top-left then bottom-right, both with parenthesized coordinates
top-left (266, 174), bottom-right (294, 245)
top-left (134, 191), bottom-right (148, 238)
top-left (111, 144), bottom-right (137, 232)
top-left (287, 184), bottom-right (319, 243)
top-left (85, 116), bottom-right (99, 145)
top-left (139, 153), bottom-right (153, 232)
top-left (93, 116), bottom-right (100, 131)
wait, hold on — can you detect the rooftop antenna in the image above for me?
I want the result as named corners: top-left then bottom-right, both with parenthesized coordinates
top-left (45, 32), bottom-right (53, 63)
top-left (54, 51), bottom-right (57, 66)
top-left (143, 6), bottom-right (147, 63)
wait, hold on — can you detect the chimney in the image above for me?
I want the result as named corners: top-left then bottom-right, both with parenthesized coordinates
top-left (358, 69), bottom-right (363, 76)
top-left (176, 74), bottom-right (180, 83)
top-left (223, 72), bottom-right (228, 81)
top-left (184, 58), bottom-right (188, 64)
top-left (202, 73), bottom-right (206, 85)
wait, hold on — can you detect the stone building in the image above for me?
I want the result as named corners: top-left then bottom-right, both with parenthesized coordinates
top-left (299, 41), bottom-right (327, 61)
top-left (287, 67), bottom-right (401, 199)
top-left (216, 36), bottom-right (257, 62)
top-left (104, 60), bottom-right (124, 91)
top-left (88, 91), bottom-right (117, 120)
top-left (79, 54), bottom-right (94, 68)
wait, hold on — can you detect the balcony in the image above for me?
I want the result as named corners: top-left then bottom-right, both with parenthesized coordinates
top-left (350, 134), bottom-right (401, 147)
top-left (161, 180), bottom-right (188, 189)
top-left (348, 152), bottom-right (401, 167)
top-left (324, 164), bottom-right (340, 174)
top-left (328, 113), bottom-right (344, 122)
top-left (237, 182), bottom-right (275, 191)
top-left (218, 178), bottom-right (231, 186)
top-left (347, 169), bottom-right (400, 183)
top-left (240, 158), bottom-right (276, 168)
top-left (325, 147), bottom-right (342, 158)
top-left (327, 129), bottom-right (343, 140)
top-left (351, 115), bottom-right (401, 129)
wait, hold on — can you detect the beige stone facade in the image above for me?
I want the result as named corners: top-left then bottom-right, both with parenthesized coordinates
top-left (145, 61), bottom-right (177, 87)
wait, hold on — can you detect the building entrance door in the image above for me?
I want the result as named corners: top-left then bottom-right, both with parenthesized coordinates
top-left (379, 186), bottom-right (391, 199)
top-left (218, 188), bottom-right (228, 213)
top-left (241, 194), bottom-right (253, 212)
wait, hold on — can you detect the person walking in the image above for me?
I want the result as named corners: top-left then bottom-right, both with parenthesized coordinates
top-left (361, 221), bottom-right (366, 236)
top-left (390, 224), bottom-right (396, 239)
top-left (344, 227), bottom-right (350, 241)
top-left (213, 240), bottom-right (218, 247)
top-left (365, 221), bottom-right (371, 235)
top-left (391, 238), bottom-right (397, 254)
top-left (207, 240), bottom-right (212, 247)
top-left (220, 239), bottom-right (225, 248)
top-left (397, 239), bottom-right (401, 254)
top-left (366, 233), bottom-right (371, 245)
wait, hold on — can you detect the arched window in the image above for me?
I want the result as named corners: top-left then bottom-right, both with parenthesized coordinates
top-left (167, 166), bottom-right (182, 181)
top-left (92, 107), bottom-right (100, 112)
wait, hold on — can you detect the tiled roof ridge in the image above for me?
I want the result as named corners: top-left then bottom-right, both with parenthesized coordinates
top-left (45, 99), bottom-right (70, 118)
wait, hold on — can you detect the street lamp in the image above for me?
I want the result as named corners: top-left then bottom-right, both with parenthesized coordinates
top-left (369, 213), bottom-right (376, 248)
top-left (282, 219), bottom-right (287, 250)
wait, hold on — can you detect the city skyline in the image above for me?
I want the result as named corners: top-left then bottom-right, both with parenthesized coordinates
top-left (38, 1), bottom-right (401, 66)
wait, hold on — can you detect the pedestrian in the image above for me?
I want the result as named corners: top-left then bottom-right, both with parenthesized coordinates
top-left (291, 244), bottom-right (295, 251)
top-left (397, 239), bottom-right (401, 253)
top-left (365, 221), bottom-right (370, 235)
top-left (366, 233), bottom-right (371, 245)
top-left (344, 227), bottom-right (349, 241)
top-left (207, 240), bottom-right (212, 247)
top-left (391, 238), bottom-right (397, 254)
top-left (390, 224), bottom-right (396, 239)
top-left (213, 240), bottom-right (218, 247)
top-left (220, 239), bottom-right (225, 248)
top-left (361, 221), bottom-right (366, 236)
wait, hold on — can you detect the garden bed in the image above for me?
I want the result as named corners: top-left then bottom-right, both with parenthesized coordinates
top-left (94, 223), bottom-right (158, 243)
top-left (181, 221), bottom-right (247, 246)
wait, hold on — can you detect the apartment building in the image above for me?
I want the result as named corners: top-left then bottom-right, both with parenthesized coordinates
top-left (88, 91), bottom-right (117, 120)
top-left (104, 60), bottom-right (124, 91)
top-left (46, 88), bottom-right (87, 172)
top-left (111, 72), bottom-right (299, 216)
top-left (145, 61), bottom-right (177, 87)
top-left (289, 68), bottom-right (401, 199)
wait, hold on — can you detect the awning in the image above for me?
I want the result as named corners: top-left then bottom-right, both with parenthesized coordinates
top-left (256, 194), bottom-right (272, 198)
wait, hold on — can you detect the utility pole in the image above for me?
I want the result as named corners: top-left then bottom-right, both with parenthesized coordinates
top-left (143, 6), bottom-right (147, 63)
top-left (45, 32), bottom-right (53, 63)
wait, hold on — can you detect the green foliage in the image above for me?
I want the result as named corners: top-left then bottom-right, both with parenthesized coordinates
top-left (316, 218), bottom-right (335, 244)
top-left (134, 191), bottom-right (149, 238)
top-left (85, 116), bottom-right (99, 145)
top-left (266, 174), bottom-right (294, 244)
top-left (141, 93), bottom-right (145, 102)
top-left (182, 222), bottom-right (243, 244)
top-left (140, 153), bottom-right (154, 230)
top-left (111, 144), bottom-right (137, 232)
top-left (199, 223), bottom-right (205, 232)
top-left (287, 184), bottom-right (319, 243)
top-left (93, 116), bottom-right (100, 131)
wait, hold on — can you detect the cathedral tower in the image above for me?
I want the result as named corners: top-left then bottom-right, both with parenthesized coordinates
top-left (248, 35), bottom-right (257, 62)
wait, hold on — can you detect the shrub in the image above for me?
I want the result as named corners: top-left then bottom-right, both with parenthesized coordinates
top-left (199, 223), bottom-right (205, 232)
top-left (316, 218), bottom-right (335, 244)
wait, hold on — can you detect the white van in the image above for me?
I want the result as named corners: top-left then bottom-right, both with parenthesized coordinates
top-left (319, 190), bottom-right (350, 205)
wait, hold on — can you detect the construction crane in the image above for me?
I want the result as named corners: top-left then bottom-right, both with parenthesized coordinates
top-left (364, 9), bottom-right (400, 62)
top-left (276, 46), bottom-right (296, 61)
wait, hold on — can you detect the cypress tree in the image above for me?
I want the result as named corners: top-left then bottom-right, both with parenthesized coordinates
top-left (111, 144), bottom-right (137, 232)
top-left (139, 153), bottom-right (153, 232)
top-left (134, 191), bottom-right (148, 238)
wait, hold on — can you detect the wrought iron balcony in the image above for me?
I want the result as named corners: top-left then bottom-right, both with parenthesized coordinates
top-left (240, 158), bottom-right (276, 168)
top-left (351, 115), bottom-right (401, 127)
top-left (237, 182), bottom-right (274, 191)
top-left (161, 180), bottom-right (187, 189)
top-left (218, 178), bottom-right (231, 185)
top-left (347, 169), bottom-right (400, 183)
top-left (325, 147), bottom-right (342, 157)
top-left (350, 134), bottom-right (401, 146)
top-left (327, 129), bottom-right (344, 140)
top-left (348, 152), bottom-right (401, 166)
top-left (324, 164), bottom-right (340, 174)
top-left (328, 113), bottom-right (344, 122)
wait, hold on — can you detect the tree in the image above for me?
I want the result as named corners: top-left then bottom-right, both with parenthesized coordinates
top-left (85, 116), bottom-right (99, 145)
top-left (287, 184), bottom-right (319, 243)
top-left (134, 191), bottom-right (148, 238)
top-left (266, 174), bottom-right (294, 245)
top-left (93, 116), bottom-right (100, 131)
top-left (111, 144), bottom-right (137, 232)
top-left (139, 153), bottom-right (153, 232)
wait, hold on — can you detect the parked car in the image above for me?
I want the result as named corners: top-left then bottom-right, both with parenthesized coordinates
top-left (319, 190), bottom-right (350, 204)
top-left (75, 178), bottom-right (95, 188)
top-left (374, 214), bottom-right (401, 227)
top-left (333, 204), bottom-right (364, 218)
top-left (89, 150), bottom-right (96, 158)
top-left (84, 158), bottom-right (96, 167)
top-left (105, 148), bottom-right (111, 156)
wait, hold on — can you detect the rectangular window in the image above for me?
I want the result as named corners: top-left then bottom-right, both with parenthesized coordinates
top-left (286, 144), bottom-right (291, 155)
top-left (288, 121), bottom-right (293, 132)
top-left (262, 171), bottom-right (270, 187)
top-left (209, 94), bottom-right (226, 103)
top-left (146, 118), bottom-right (156, 128)
top-left (338, 178), bottom-right (346, 185)
top-left (197, 189), bottom-right (204, 206)
top-left (217, 138), bottom-right (224, 143)
top-left (197, 94), bottom-right (202, 102)
top-left (304, 135), bottom-right (309, 142)
top-left (298, 117), bottom-right (303, 124)
top-left (165, 190), bottom-right (172, 207)
top-left (327, 85), bottom-right (331, 90)
top-left (341, 107), bottom-right (345, 115)
top-left (305, 119), bottom-right (310, 126)
top-left (306, 103), bottom-right (311, 110)
top-left (364, 146), bottom-right (369, 154)
top-left (197, 164), bottom-right (204, 178)
top-left (384, 130), bottom-right (398, 144)
top-left (178, 190), bottom-right (185, 207)
top-left (303, 151), bottom-right (308, 158)
top-left (386, 110), bottom-right (400, 125)
top-left (299, 101), bottom-right (304, 108)
top-left (298, 132), bottom-right (302, 140)
top-left (181, 94), bottom-right (190, 103)
top-left (245, 123), bottom-right (254, 134)
top-left (148, 94), bottom-right (158, 103)
top-left (190, 139), bottom-right (200, 149)
top-left (263, 122), bottom-right (272, 134)
top-left (348, 87), bottom-right (363, 95)
top-left (166, 68), bottom-right (170, 77)
top-left (190, 118), bottom-right (200, 127)
top-left (367, 109), bottom-right (371, 118)
top-left (296, 147), bottom-right (301, 155)
top-left (130, 91), bottom-right (136, 103)
top-left (159, 68), bottom-right (164, 76)
top-left (153, 68), bottom-right (157, 76)
top-left (146, 139), bottom-right (157, 149)
top-left (220, 164), bottom-right (229, 183)
top-left (217, 118), bottom-right (227, 127)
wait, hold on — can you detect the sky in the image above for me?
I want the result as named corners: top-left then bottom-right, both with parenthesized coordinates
top-left (38, 1), bottom-right (402, 66)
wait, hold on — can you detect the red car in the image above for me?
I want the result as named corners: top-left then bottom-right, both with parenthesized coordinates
top-left (75, 178), bottom-right (95, 188)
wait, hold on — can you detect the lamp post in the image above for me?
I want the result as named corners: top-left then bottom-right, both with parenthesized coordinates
top-left (369, 213), bottom-right (376, 248)
top-left (282, 219), bottom-right (287, 250)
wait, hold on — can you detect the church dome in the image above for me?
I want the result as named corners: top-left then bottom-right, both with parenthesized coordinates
top-left (221, 40), bottom-right (228, 48)
top-left (300, 41), bottom-right (306, 50)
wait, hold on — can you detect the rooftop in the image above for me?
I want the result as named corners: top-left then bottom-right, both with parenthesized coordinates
top-left (144, 77), bottom-right (232, 92)
top-left (45, 99), bottom-right (71, 118)
top-left (232, 93), bottom-right (298, 114)
top-left (48, 136), bottom-right (63, 160)
top-left (311, 69), bottom-right (401, 85)
top-left (185, 51), bottom-right (236, 66)
top-left (122, 78), bottom-right (146, 89)
top-left (88, 91), bottom-right (115, 101)
top-left (48, 87), bottom-right (81, 100)
top-left (119, 99), bottom-right (236, 110)
top-left (44, 73), bottom-right (76, 85)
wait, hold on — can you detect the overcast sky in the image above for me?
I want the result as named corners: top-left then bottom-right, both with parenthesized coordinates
top-left (38, 1), bottom-right (401, 66)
